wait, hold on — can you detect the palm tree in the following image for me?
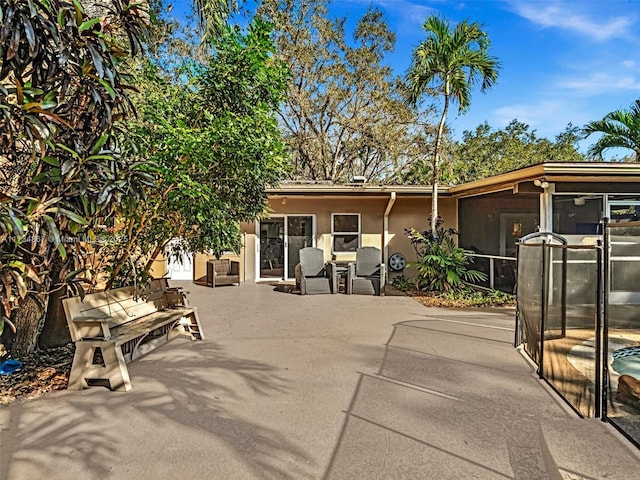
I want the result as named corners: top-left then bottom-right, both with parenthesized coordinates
top-left (583, 99), bottom-right (640, 161)
top-left (405, 15), bottom-right (499, 234)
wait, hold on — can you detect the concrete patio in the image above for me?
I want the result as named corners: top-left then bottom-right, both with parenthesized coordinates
top-left (1, 282), bottom-right (639, 479)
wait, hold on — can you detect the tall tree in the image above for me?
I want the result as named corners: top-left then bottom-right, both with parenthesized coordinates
top-left (0, 0), bottom-right (238, 351)
top-left (405, 15), bottom-right (499, 234)
top-left (101, 18), bottom-right (290, 289)
top-left (583, 99), bottom-right (640, 161)
top-left (259, 0), bottom-right (426, 184)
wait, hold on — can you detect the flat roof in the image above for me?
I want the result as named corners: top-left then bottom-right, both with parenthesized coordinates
top-left (268, 162), bottom-right (640, 197)
top-left (266, 183), bottom-right (436, 196)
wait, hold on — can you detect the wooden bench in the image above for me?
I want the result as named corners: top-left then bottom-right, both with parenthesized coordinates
top-left (63, 279), bottom-right (204, 391)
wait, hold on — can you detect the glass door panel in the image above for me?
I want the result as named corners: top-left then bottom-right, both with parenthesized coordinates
top-left (259, 218), bottom-right (284, 278)
top-left (286, 216), bottom-right (313, 279)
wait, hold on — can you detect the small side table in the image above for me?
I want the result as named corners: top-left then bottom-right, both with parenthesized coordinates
top-left (334, 266), bottom-right (348, 294)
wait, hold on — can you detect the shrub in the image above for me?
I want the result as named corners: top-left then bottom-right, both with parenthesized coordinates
top-left (391, 274), bottom-right (414, 292)
top-left (405, 217), bottom-right (486, 293)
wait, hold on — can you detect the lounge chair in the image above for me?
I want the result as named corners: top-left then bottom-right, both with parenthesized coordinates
top-left (298, 247), bottom-right (336, 295)
top-left (347, 247), bottom-right (385, 296)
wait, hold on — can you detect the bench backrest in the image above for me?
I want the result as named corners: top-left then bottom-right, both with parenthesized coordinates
top-left (63, 280), bottom-right (169, 341)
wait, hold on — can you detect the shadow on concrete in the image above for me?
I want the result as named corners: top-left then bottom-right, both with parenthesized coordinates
top-left (321, 317), bottom-right (568, 479)
top-left (322, 373), bottom-right (516, 480)
top-left (1, 340), bottom-right (314, 480)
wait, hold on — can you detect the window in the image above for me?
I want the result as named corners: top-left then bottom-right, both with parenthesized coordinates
top-left (552, 195), bottom-right (603, 234)
top-left (608, 195), bottom-right (640, 223)
top-left (332, 213), bottom-right (360, 253)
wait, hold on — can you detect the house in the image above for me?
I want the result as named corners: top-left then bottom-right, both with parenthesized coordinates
top-left (159, 162), bottom-right (640, 290)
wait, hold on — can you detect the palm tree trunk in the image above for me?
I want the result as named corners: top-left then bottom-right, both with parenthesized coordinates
top-left (431, 92), bottom-right (449, 235)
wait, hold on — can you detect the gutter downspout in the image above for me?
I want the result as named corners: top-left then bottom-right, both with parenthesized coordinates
top-left (384, 192), bottom-right (397, 267)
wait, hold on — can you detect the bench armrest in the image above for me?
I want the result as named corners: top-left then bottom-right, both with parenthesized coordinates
top-left (73, 316), bottom-right (113, 339)
top-left (230, 261), bottom-right (240, 276)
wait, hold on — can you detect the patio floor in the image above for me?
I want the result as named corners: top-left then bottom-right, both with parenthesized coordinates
top-left (1, 282), bottom-right (639, 479)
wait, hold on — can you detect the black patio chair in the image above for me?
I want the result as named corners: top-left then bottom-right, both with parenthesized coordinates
top-left (347, 246), bottom-right (385, 296)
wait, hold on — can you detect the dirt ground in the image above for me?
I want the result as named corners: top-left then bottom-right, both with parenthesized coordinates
top-left (0, 344), bottom-right (73, 405)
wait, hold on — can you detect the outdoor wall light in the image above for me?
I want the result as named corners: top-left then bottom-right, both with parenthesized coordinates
top-left (533, 178), bottom-right (549, 189)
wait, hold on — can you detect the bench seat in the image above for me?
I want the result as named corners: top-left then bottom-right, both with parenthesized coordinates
top-left (63, 279), bottom-right (204, 391)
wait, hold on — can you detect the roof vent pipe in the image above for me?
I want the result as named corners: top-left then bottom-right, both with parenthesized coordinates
top-left (349, 175), bottom-right (367, 184)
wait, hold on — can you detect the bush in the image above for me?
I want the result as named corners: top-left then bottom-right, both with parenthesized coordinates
top-left (405, 218), bottom-right (486, 293)
top-left (413, 287), bottom-right (515, 308)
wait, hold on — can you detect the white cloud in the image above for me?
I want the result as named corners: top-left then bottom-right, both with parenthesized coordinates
top-left (508, 0), bottom-right (634, 41)
top-left (492, 100), bottom-right (566, 130)
top-left (557, 72), bottom-right (640, 96)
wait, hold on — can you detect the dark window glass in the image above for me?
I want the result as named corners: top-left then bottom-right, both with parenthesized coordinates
top-left (552, 195), bottom-right (603, 234)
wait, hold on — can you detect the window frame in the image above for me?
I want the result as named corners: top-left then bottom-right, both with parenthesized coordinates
top-left (331, 213), bottom-right (361, 254)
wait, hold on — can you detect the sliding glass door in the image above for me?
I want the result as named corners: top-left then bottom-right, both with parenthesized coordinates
top-left (259, 215), bottom-right (314, 280)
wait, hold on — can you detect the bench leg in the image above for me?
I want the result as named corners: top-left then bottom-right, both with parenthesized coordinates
top-left (182, 310), bottom-right (205, 341)
top-left (68, 342), bottom-right (93, 390)
top-left (68, 342), bottom-right (132, 392)
top-left (103, 345), bottom-right (132, 391)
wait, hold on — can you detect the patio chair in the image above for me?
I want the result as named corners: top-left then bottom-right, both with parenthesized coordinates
top-left (347, 247), bottom-right (385, 296)
top-left (298, 247), bottom-right (337, 295)
top-left (206, 259), bottom-right (240, 287)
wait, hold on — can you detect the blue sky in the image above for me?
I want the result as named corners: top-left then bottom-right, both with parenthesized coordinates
top-left (330, 0), bottom-right (640, 153)
top-left (173, 0), bottom-right (640, 156)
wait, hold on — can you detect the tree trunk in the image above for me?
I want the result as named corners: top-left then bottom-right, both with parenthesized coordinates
top-left (431, 92), bottom-right (449, 235)
top-left (39, 288), bottom-right (72, 347)
top-left (8, 292), bottom-right (49, 355)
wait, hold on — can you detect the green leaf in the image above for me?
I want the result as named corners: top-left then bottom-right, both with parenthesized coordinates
top-left (42, 91), bottom-right (58, 109)
top-left (56, 7), bottom-right (65, 27)
top-left (43, 214), bottom-right (61, 246)
top-left (7, 260), bottom-right (26, 271)
top-left (7, 209), bottom-right (24, 236)
top-left (90, 134), bottom-right (109, 154)
top-left (63, 267), bottom-right (85, 281)
top-left (31, 172), bottom-right (50, 184)
top-left (55, 143), bottom-right (80, 159)
top-left (47, 207), bottom-right (89, 225)
top-left (79, 18), bottom-right (101, 33)
top-left (57, 242), bottom-right (68, 260)
top-left (41, 156), bottom-right (60, 166)
top-left (98, 79), bottom-right (116, 99)
top-left (85, 154), bottom-right (114, 161)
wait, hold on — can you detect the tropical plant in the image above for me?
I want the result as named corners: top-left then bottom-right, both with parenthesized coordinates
top-left (405, 15), bottom-right (499, 234)
top-left (0, 0), bottom-right (158, 352)
top-left (390, 274), bottom-right (414, 292)
top-left (583, 99), bottom-right (640, 161)
top-left (0, 0), bottom-right (243, 351)
top-left (405, 218), bottom-right (486, 293)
